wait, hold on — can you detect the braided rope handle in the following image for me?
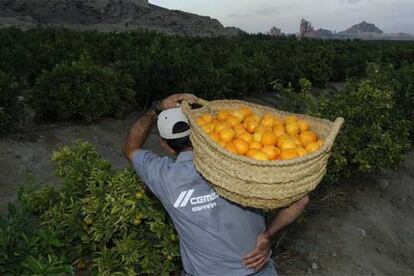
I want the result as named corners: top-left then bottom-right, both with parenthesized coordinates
top-left (324, 117), bottom-right (345, 152)
top-left (182, 98), bottom-right (210, 117)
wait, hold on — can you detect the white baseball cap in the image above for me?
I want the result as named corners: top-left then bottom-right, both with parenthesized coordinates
top-left (157, 107), bottom-right (191, 140)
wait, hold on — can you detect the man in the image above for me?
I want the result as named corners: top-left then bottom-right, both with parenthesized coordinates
top-left (123, 93), bottom-right (309, 276)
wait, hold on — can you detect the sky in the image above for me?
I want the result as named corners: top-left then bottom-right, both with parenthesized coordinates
top-left (150, 0), bottom-right (414, 34)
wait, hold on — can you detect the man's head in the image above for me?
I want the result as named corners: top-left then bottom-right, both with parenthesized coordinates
top-left (157, 107), bottom-right (192, 154)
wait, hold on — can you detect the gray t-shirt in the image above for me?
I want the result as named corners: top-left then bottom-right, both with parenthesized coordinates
top-left (132, 150), bottom-right (277, 276)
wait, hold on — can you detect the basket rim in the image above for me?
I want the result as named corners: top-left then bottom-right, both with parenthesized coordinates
top-left (184, 98), bottom-right (344, 167)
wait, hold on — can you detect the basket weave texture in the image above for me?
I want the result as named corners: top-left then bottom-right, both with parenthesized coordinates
top-left (182, 99), bottom-right (344, 209)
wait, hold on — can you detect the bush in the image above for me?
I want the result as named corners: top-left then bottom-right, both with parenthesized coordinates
top-left (0, 142), bottom-right (179, 275)
top-left (31, 56), bottom-right (135, 122)
top-left (0, 71), bottom-right (20, 134)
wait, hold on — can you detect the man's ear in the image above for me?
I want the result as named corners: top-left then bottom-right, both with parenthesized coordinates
top-left (160, 139), bottom-right (176, 156)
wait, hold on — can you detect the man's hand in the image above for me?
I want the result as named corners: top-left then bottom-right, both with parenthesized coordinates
top-left (159, 93), bottom-right (198, 110)
top-left (243, 233), bottom-right (271, 272)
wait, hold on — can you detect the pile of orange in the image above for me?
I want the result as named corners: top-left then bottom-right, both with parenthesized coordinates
top-left (196, 105), bottom-right (324, 161)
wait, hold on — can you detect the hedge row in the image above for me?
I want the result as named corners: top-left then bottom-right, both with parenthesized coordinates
top-left (1, 28), bottom-right (414, 132)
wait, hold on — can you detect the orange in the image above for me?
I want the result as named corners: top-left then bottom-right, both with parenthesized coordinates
top-left (249, 141), bottom-right (263, 150)
top-left (200, 113), bottom-right (213, 124)
top-left (196, 117), bottom-right (207, 126)
top-left (306, 142), bottom-right (320, 153)
top-left (262, 146), bottom-right (280, 160)
top-left (217, 110), bottom-right (231, 122)
top-left (261, 131), bottom-right (277, 146)
top-left (273, 118), bottom-right (284, 126)
top-left (279, 139), bottom-right (296, 151)
top-left (227, 115), bottom-right (241, 127)
top-left (261, 116), bottom-right (274, 128)
top-left (240, 105), bottom-right (252, 117)
top-left (219, 128), bottom-right (235, 142)
top-left (246, 120), bottom-right (259, 133)
top-left (273, 128), bottom-right (286, 138)
top-left (252, 151), bottom-right (270, 161)
top-left (233, 139), bottom-right (249, 155)
top-left (299, 131), bottom-right (318, 147)
top-left (201, 124), bottom-right (214, 134)
top-left (225, 142), bottom-right (238, 155)
top-left (209, 132), bottom-right (221, 143)
top-left (214, 122), bottom-right (231, 133)
top-left (280, 149), bottom-right (299, 160)
top-left (297, 119), bottom-right (310, 132)
top-left (232, 110), bottom-right (245, 122)
top-left (286, 123), bottom-right (300, 136)
top-left (296, 147), bottom-right (307, 157)
top-left (246, 149), bottom-right (260, 158)
top-left (238, 132), bottom-right (253, 144)
top-left (245, 114), bottom-right (260, 123)
top-left (285, 115), bottom-right (298, 125)
top-left (255, 125), bottom-right (267, 134)
top-left (263, 112), bottom-right (274, 119)
top-left (291, 136), bottom-right (302, 147)
top-left (233, 124), bottom-right (246, 136)
top-left (276, 134), bottom-right (289, 147)
top-left (218, 140), bottom-right (227, 148)
top-left (252, 132), bottom-right (263, 143)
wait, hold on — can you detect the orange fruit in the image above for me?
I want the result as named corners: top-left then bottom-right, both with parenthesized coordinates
top-left (200, 113), bottom-right (213, 124)
top-left (296, 147), bottom-right (307, 157)
top-left (280, 149), bottom-right (299, 160)
top-left (240, 105), bottom-right (252, 117)
top-left (299, 131), bottom-right (318, 147)
top-left (297, 119), bottom-right (310, 132)
top-left (249, 141), bottom-right (263, 150)
top-left (218, 140), bottom-right (227, 148)
top-left (209, 132), bottom-right (221, 143)
top-left (273, 127), bottom-right (286, 138)
top-left (252, 151), bottom-right (270, 161)
top-left (261, 131), bottom-right (277, 146)
top-left (217, 110), bottom-right (231, 122)
top-left (233, 139), bottom-right (249, 155)
top-left (263, 112), bottom-right (274, 119)
top-left (225, 142), bottom-right (238, 155)
top-left (246, 149), bottom-right (260, 158)
top-left (255, 125), bottom-right (267, 134)
top-left (196, 117), bottom-right (207, 126)
top-left (276, 134), bottom-right (289, 147)
top-left (262, 146), bottom-right (280, 160)
top-left (261, 116), bottom-right (274, 128)
top-left (233, 124), bottom-right (246, 137)
top-left (252, 132), bottom-right (263, 143)
top-left (285, 115), bottom-right (298, 125)
top-left (238, 132), bottom-right (253, 144)
top-left (214, 122), bottom-right (231, 133)
top-left (219, 128), bottom-right (235, 142)
top-left (273, 118), bottom-right (284, 126)
top-left (286, 123), bottom-right (300, 136)
top-left (305, 142), bottom-right (320, 153)
top-left (201, 124), bottom-right (213, 134)
top-left (245, 114), bottom-right (260, 123)
top-left (227, 115), bottom-right (241, 127)
top-left (291, 136), bottom-right (302, 147)
top-left (232, 110), bottom-right (245, 122)
top-left (279, 139), bottom-right (296, 150)
top-left (246, 120), bottom-right (259, 133)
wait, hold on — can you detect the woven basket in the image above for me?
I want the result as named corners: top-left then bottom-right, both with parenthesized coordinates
top-left (182, 98), bottom-right (344, 209)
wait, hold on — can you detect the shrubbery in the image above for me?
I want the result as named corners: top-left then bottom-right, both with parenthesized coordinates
top-left (31, 56), bottom-right (135, 122)
top-left (0, 70), bottom-right (21, 134)
top-left (0, 142), bottom-right (179, 275)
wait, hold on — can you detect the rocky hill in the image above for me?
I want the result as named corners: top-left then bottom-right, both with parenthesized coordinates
top-left (0, 0), bottom-right (243, 37)
top-left (340, 21), bottom-right (383, 34)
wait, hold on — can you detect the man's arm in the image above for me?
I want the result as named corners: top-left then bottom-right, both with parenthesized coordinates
top-left (123, 93), bottom-right (198, 161)
top-left (123, 110), bottom-right (157, 161)
top-left (243, 195), bottom-right (310, 271)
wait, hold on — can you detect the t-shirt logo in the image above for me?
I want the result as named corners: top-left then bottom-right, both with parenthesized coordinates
top-left (174, 189), bottom-right (195, 208)
top-left (173, 189), bottom-right (219, 212)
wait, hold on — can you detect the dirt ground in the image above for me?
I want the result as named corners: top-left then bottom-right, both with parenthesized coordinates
top-left (0, 108), bottom-right (413, 275)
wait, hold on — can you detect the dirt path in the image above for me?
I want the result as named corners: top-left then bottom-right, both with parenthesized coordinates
top-left (1, 109), bottom-right (413, 275)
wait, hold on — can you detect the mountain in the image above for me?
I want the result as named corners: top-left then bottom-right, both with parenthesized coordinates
top-left (340, 21), bottom-right (383, 34)
top-left (0, 0), bottom-right (243, 37)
